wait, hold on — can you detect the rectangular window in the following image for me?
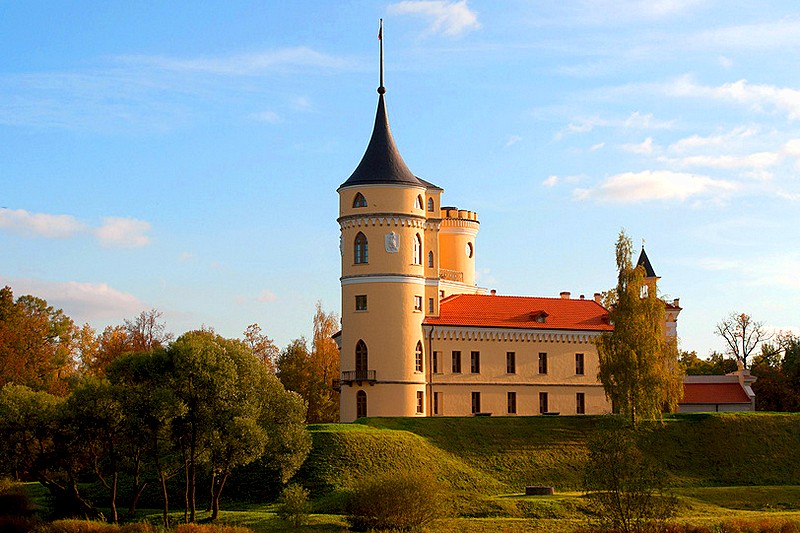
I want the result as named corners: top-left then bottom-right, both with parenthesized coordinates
top-left (539, 392), bottom-right (549, 414)
top-left (433, 351), bottom-right (440, 373)
top-left (416, 391), bottom-right (424, 414)
top-left (452, 351), bottom-right (461, 373)
top-left (507, 391), bottom-right (517, 414)
top-left (433, 392), bottom-right (442, 415)
top-left (471, 391), bottom-right (481, 414)
top-left (414, 295), bottom-right (423, 311)
top-left (576, 353), bottom-right (585, 375)
top-left (470, 351), bottom-right (480, 373)
top-left (538, 352), bottom-right (548, 374)
top-left (576, 392), bottom-right (585, 415)
top-left (506, 352), bottom-right (516, 374)
top-left (428, 297), bottom-right (434, 314)
top-left (355, 295), bottom-right (367, 311)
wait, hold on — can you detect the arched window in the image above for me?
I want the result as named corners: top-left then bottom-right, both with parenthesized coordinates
top-left (413, 233), bottom-right (422, 265)
top-left (355, 340), bottom-right (368, 375)
top-left (356, 390), bottom-right (367, 419)
top-left (465, 241), bottom-right (474, 258)
top-left (353, 193), bottom-right (367, 208)
top-left (415, 195), bottom-right (423, 209)
top-left (354, 232), bottom-right (368, 264)
top-left (427, 197), bottom-right (434, 212)
top-left (427, 250), bottom-right (434, 268)
top-left (415, 341), bottom-right (423, 372)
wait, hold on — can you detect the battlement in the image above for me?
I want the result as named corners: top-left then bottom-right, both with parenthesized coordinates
top-left (440, 206), bottom-right (479, 222)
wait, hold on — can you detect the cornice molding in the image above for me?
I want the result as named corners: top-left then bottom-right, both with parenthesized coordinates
top-left (422, 325), bottom-right (601, 344)
top-left (339, 214), bottom-right (427, 229)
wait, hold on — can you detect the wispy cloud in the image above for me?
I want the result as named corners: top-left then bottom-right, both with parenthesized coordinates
top-left (117, 47), bottom-right (351, 75)
top-left (388, 0), bottom-right (480, 37)
top-left (250, 110), bottom-right (281, 123)
top-left (94, 217), bottom-right (151, 248)
top-left (2, 277), bottom-right (144, 321)
top-left (695, 252), bottom-right (800, 290)
top-left (621, 137), bottom-right (656, 155)
top-left (505, 134), bottom-right (522, 147)
top-left (573, 170), bottom-right (736, 203)
top-left (667, 76), bottom-right (800, 120)
top-left (657, 151), bottom-right (780, 172)
top-left (0, 208), bottom-right (151, 248)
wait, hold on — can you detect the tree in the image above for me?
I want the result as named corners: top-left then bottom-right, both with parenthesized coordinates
top-left (596, 231), bottom-right (683, 426)
top-left (277, 338), bottom-right (337, 423)
top-left (680, 350), bottom-right (738, 375)
top-left (715, 312), bottom-right (771, 370)
top-left (311, 302), bottom-right (340, 422)
top-left (125, 309), bottom-right (173, 352)
top-left (0, 286), bottom-right (77, 395)
top-left (242, 323), bottom-right (278, 372)
top-left (584, 422), bottom-right (676, 533)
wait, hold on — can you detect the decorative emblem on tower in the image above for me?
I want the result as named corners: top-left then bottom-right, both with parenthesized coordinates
top-left (385, 231), bottom-right (399, 253)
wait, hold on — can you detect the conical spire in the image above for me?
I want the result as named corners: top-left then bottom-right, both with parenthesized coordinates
top-left (338, 21), bottom-right (423, 190)
top-left (636, 247), bottom-right (657, 278)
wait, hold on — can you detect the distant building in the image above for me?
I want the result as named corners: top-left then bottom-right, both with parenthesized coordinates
top-left (335, 28), bottom-right (680, 422)
top-left (679, 370), bottom-right (757, 412)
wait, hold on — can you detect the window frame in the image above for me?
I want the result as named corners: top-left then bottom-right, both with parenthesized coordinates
top-left (352, 193), bottom-right (367, 208)
top-left (576, 392), bottom-right (585, 415)
top-left (414, 295), bottom-right (423, 311)
top-left (506, 352), bottom-right (516, 374)
top-left (416, 390), bottom-right (424, 414)
top-left (413, 233), bottom-right (422, 265)
top-left (539, 391), bottom-right (548, 414)
top-left (575, 353), bottom-right (585, 375)
top-left (354, 232), bottom-right (368, 264)
top-left (427, 197), bottom-right (434, 212)
top-left (356, 390), bottom-right (367, 418)
top-left (355, 295), bottom-right (367, 311)
top-left (433, 351), bottom-right (440, 373)
top-left (538, 352), bottom-right (548, 374)
top-left (507, 391), bottom-right (517, 415)
top-left (415, 341), bottom-right (423, 373)
top-left (471, 391), bottom-right (481, 414)
top-left (470, 351), bottom-right (480, 374)
top-left (452, 351), bottom-right (462, 373)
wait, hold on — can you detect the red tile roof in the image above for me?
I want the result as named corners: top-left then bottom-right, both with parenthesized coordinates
top-left (424, 294), bottom-right (613, 331)
top-left (681, 383), bottom-right (751, 404)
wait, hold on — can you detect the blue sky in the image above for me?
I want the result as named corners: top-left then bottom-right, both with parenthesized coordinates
top-left (2, 1), bottom-right (799, 356)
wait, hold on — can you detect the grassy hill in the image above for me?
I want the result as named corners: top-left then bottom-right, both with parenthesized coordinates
top-left (299, 413), bottom-right (800, 503)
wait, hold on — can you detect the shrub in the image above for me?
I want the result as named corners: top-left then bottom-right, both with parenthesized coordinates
top-left (583, 424), bottom-right (676, 533)
top-left (276, 484), bottom-right (311, 528)
top-left (345, 469), bottom-right (448, 531)
top-left (0, 478), bottom-right (37, 517)
top-left (174, 525), bottom-right (253, 533)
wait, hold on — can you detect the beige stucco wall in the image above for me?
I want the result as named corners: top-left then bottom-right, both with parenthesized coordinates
top-left (430, 384), bottom-right (608, 417)
top-left (340, 384), bottom-right (427, 421)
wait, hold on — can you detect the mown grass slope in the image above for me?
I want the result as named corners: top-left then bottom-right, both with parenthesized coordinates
top-left (299, 413), bottom-right (800, 500)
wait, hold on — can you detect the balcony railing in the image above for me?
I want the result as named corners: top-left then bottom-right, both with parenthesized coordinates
top-left (337, 369), bottom-right (377, 387)
top-left (439, 268), bottom-right (464, 282)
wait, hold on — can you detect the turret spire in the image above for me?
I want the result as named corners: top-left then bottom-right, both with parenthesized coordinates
top-left (378, 19), bottom-right (385, 94)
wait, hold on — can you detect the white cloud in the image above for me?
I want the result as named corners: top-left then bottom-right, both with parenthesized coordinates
top-left (573, 170), bottom-right (736, 203)
top-left (257, 290), bottom-right (278, 303)
top-left (668, 127), bottom-right (758, 153)
top-left (505, 134), bottom-right (522, 147)
top-left (2, 277), bottom-right (144, 321)
top-left (667, 76), bottom-right (800, 120)
top-left (0, 208), bottom-right (85, 238)
top-left (718, 56), bottom-right (733, 69)
top-left (250, 110), bottom-right (281, 123)
top-left (543, 175), bottom-right (559, 187)
top-left (693, 17), bottom-right (800, 50)
top-left (0, 208), bottom-right (152, 248)
top-left (590, 142), bottom-right (605, 152)
top-left (621, 137), bottom-right (656, 155)
top-left (291, 96), bottom-right (312, 111)
top-left (118, 47), bottom-right (351, 75)
top-left (658, 151), bottom-right (781, 171)
top-left (623, 112), bottom-right (674, 130)
top-left (93, 217), bottom-right (151, 248)
top-left (695, 253), bottom-right (800, 290)
top-left (388, 0), bottom-right (480, 37)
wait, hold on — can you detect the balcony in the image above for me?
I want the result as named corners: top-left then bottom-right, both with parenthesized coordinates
top-left (439, 268), bottom-right (464, 282)
top-left (337, 369), bottom-right (377, 387)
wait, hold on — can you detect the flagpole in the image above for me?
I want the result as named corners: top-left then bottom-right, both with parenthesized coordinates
top-left (378, 19), bottom-right (385, 94)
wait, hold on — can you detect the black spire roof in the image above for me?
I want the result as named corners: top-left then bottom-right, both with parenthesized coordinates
top-left (636, 248), bottom-right (658, 278)
top-left (338, 93), bottom-right (423, 190)
top-left (339, 20), bottom-right (431, 191)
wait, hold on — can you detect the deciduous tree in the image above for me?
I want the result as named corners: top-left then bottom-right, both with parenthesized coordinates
top-left (596, 231), bottom-right (683, 426)
top-left (242, 323), bottom-right (278, 372)
top-left (715, 312), bottom-right (772, 370)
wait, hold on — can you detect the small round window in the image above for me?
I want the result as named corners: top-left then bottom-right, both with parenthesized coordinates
top-left (465, 242), bottom-right (473, 258)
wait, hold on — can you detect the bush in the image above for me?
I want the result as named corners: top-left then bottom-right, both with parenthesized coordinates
top-left (345, 469), bottom-right (448, 531)
top-left (0, 479), bottom-right (37, 518)
top-left (584, 424), bottom-right (676, 533)
top-left (276, 484), bottom-right (311, 528)
top-left (174, 526), bottom-right (253, 533)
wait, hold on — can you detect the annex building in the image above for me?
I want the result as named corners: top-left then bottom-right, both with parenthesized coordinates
top-left (335, 32), bottom-right (681, 422)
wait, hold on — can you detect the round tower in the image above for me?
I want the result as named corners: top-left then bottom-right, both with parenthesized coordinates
top-left (337, 21), bottom-right (430, 422)
top-left (438, 207), bottom-right (479, 286)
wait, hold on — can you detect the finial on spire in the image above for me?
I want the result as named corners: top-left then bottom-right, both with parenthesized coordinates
top-left (378, 19), bottom-right (385, 94)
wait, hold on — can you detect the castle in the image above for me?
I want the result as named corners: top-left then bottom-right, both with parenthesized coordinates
top-left (335, 27), bottom-right (680, 422)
